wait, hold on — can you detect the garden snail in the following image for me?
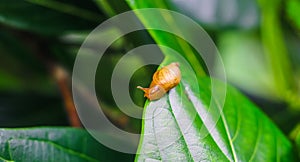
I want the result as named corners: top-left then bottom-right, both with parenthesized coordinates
top-left (137, 62), bottom-right (181, 101)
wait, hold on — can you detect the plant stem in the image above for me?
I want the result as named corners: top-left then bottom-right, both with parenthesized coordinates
top-left (52, 65), bottom-right (82, 127)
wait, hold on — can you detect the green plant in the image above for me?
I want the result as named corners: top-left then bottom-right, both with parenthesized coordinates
top-left (0, 0), bottom-right (299, 161)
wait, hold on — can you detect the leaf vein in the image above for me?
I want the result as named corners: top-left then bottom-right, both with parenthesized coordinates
top-left (215, 99), bottom-right (238, 162)
top-left (248, 110), bottom-right (262, 162)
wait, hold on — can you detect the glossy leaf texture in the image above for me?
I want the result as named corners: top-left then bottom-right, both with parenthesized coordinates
top-left (135, 54), bottom-right (295, 161)
top-left (0, 0), bottom-right (104, 35)
top-left (0, 127), bottom-right (133, 162)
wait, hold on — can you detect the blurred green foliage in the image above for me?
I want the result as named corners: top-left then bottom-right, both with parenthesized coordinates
top-left (0, 0), bottom-right (299, 161)
top-left (286, 0), bottom-right (300, 31)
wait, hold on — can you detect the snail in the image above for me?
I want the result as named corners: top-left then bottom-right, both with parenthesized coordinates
top-left (137, 62), bottom-right (181, 101)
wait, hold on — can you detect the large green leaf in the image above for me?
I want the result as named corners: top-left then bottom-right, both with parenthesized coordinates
top-left (0, 127), bottom-right (133, 161)
top-left (0, 0), bottom-right (104, 35)
top-left (126, 1), bottom-right (207, 78)
top-left (124, 2), bottom-right (294, 161)
top-left (135, 55), bottom-right (294, 161)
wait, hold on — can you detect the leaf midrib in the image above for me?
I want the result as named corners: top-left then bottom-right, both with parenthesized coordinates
top-left (164, 81), bottom-right (234, 161)
top-left (183, 83), bottom-right (237, 161)
top-left (167, 84), bottom-right (194, 161)
top-left (215, 99), bottom-right (238, 161)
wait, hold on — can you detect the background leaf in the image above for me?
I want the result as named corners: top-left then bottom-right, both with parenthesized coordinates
top-left (286, 0), bottom-right (300, 31)
top-left (126, 0), bottom-right (260, 30)
top-left (297, 138), bottom-right (300, 160)
top-left (0, 0), bottom-right (104, 35)
top-left (166, 0), bottom-right (260, 30)
top-left (215, 31), bottom-right (276, 100)
top-left (0, 127), bottom-right (133, 161)
top-left (291, 124), bottom-right (300, 160)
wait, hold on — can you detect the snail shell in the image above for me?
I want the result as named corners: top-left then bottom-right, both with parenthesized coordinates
top-left (137, 62), bottom-right (181, 101)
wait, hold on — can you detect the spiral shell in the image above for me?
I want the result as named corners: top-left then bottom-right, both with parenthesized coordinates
top-left (137, 62), bottom-right (181, 101)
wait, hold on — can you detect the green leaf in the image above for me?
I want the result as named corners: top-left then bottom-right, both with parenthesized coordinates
top-left (258, 0), bottom-right (294, 103)
top-left (0, 127), bottom-right (133, 161)
top-left (286, 0), bottom-right (300, 30)
top-left (94, 0), bottom-right (130, 17)
top-left (135, 55), bottom-right (295, 161)
top-left (125, 2), bottom-right (295, 160)
top-left (297, 136), bottom-right (300, 160)
top-left (215, 31), bottom-right (277, 100)
top-left (291, 124), bottom-right (300, 159)
top-left (126, 0), bottom-right (207, 78)
top-left (0, 0), bottom-right (104, 35)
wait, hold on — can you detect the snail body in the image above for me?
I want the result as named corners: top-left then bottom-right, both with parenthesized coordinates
top-left (137, 62), bottom-right (181, 101)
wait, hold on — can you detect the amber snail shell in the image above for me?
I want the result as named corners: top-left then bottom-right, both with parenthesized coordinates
top-left (137, 62), bottom-right (181, 101)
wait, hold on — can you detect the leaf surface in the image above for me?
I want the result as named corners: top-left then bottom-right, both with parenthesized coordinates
top-left (0, 127), bottom-right (133, 162)
top-left (135, 54), bottom-right (294, 162)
